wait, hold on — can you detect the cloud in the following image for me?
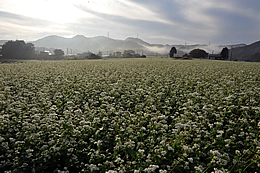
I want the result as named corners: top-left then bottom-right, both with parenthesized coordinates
top-left (0, 10), bottom-right (76, 40)
top-left (0, 0), bottom-right (259, 44)
top-left (0, 11), bottom-right (50, 27)
top-left (169, 0), bottom-right (260, 44)
top-left (75, 0), bottom-right (174, 25)
top-left (171, 0), bottom-right (222, 40)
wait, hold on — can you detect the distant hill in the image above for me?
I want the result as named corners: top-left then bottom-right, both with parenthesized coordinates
top-left (231, 41), bottom-right (260, 62)
top-left (2, 35), bottom-right (259, 61)
top-left (31, 35), bottom-right (230, 56)
top-left (0, 40), bottom-right (8, 45)
top-left (32, 35), bottom-right (225, 56)
top-left (32, 35), bottom-right (152, 55)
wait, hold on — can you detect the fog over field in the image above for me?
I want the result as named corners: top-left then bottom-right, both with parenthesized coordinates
top-left (27, 35), bottom-right (244, 56)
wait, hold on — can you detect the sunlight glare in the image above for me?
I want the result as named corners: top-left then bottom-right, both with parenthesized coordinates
top-left (1, 0), bottom-right (94, 24)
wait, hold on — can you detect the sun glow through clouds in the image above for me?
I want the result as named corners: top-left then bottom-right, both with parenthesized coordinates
top-left (0, 0), bottom-right (94, 23)
top-left (0, 0), bottom-right (260, 44)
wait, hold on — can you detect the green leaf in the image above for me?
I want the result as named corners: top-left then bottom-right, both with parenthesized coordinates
top-left (126, 147), bottom-right (137, 159)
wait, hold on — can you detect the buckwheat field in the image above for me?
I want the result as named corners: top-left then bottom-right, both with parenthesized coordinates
top-left (0, 58), bottom-right (259, 173)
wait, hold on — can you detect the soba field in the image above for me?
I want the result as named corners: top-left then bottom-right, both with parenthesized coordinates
top-left (0, 58), bottom-right (259, 173)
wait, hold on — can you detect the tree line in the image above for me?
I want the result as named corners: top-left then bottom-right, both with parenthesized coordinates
top-left (0, 40), bottom-right (65, 60)
top-left (0, 40), bottom-right (146, 60)
top-left (169, 46), bottom-right (229, 60)
top-left (0, 40), bottom-right (230, 60)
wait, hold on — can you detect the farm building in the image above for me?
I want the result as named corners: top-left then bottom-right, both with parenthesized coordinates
top-left (182, 53), bottom-right (190, 59)
top-left (208, 54), bottom-right (225, 60)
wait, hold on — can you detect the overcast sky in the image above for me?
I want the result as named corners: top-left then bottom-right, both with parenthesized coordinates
top-left (0, 0), bottom-right (260, 45)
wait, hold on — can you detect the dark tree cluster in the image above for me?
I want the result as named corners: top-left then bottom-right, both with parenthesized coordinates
top-left (221, 47), bottom-right (229, 60)
top-left (123, 50), bottom-right (145, 58)
top-left (189, 49), bottom-right (208, 58)
top-left (0, 40), bottom-right (35, 60)
top-left (169, 47), bottom-right (177, 58)
top-left (54, 49), bottom-right (64, 57)
top-left (88, 53), bottom-right (102, 59)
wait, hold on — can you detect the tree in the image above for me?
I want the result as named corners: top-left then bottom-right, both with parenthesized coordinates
top-left (0, 40), bottom-right (35, 60)
top-left (169, 47), bottom-right (177, 58)
top-left (123, 50), bottom-right (135, 55)
top-left (54, 49), bottom-right (64, 57)
top-left (88, 53), bottom-right (102, 59)
top-left (220, 47), bottom-right (229, 60)
top-left (189, 49), bottom-right (208, 58)
top-left (98, 50), bottom-right (102, 57)
top-left (123, 50), bottom-right (135, 57)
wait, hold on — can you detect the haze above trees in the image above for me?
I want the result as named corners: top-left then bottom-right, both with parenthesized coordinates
top-left (0, 35), bottom-right (259, 62)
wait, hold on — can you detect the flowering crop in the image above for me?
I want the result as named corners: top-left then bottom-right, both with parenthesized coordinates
top-left (0, 58), bottom-right (259, 173)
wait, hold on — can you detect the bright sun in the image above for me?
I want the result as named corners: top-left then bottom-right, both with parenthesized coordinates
top-left (2, 0), bottom-right (94, 24)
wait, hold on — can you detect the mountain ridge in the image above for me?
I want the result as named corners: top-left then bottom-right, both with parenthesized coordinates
top-left (30, 35), bottom-right (231, 55)
top-left (32, 35), bottom-right (156, 55)
top-left (231, 41), bottom-right (260, 62)
top-left (1, 35), bottom-right (259, 61)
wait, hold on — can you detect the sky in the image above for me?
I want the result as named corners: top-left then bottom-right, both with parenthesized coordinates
top-left (0, 0), bottom-right (260, 45)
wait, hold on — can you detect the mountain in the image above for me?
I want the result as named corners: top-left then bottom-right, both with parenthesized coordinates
top-left (231, 41), bottom-right (260, 62)
top-left (33, 35), bottom-right (194, 56)
top-left (3, 35), bottom-right (259, 61)
top-left (124, 37), bottom-right (151, 47)
top-left (32, 35), bottom-right (148, 55)
top-left (0, 40), bottom-right (8, 45)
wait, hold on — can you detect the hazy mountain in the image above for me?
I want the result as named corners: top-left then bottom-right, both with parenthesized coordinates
top-left (125, 37), bottom-right (151, 47)
top-left (32, 35), bottom-right (148, 55)
top-left (231, 41), bottom-right (260, 62)
top-left (31, 35), bottom-right (257, 58)
top-left (0, 40), bottom-right (8, 45)
top-left (3, 35), bottom-right (259, 61)
top-left (32, 35), bottom-right (188, 55)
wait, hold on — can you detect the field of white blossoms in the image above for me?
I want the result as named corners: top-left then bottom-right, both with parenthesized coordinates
top-left (0, 58), bottom-right (259, 173)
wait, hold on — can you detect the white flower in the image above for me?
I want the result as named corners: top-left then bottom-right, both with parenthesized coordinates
top-left (167, 145), bottom-right (174, 151)
top-left (138, 149), bottom-right (145, 156)
top-left (68, 148), bottom-right (74, 153)
top-left (235, 150), bottom-right (241, 156)
top-left (114, 157), bottom-right (124, 163)
top-left (95, 140), bottom-right (102, 146)
top-left (0, 136), bottom-right (5, 143)
top-left (188, 158), bottom-right (193, 163)
top-left (161, 150), bottom-right (167, 156)
top-left (106, 171), bottom-right (117, 173)
top-left (89, 164), bottom-right (99, 172)
top-left (144, 165), bottom-right (159, 173)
